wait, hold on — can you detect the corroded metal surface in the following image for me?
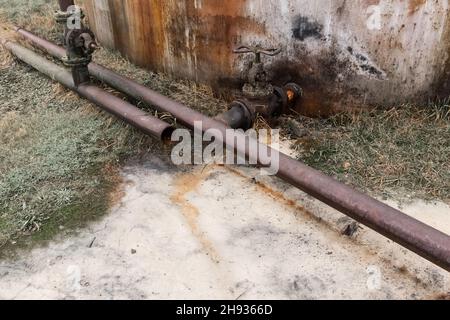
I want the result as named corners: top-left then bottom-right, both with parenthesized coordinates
top-left (81, 0), bottom-right (450, 115)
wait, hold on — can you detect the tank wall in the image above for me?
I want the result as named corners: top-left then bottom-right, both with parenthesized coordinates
top-left (82, 0), bottom-right (450, 115)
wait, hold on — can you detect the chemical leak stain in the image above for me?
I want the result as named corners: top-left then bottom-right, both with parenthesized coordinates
top-left (222, 166), bottom-right (447, 286)
top-left (223, 166), bottom-right (333, 229)
top-left (431, 292), bottom-right (450, 300)
top-left (170, 166), bottom-right (221, 264)
top-left (103, 163), bottom-right (126, 209)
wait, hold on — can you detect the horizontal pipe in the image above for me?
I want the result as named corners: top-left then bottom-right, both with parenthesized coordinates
top-left (2, 39), bottom-right (173, 142)
top-left (215, 105), bottom-right (253, 130)
top-left (15, 27), bottom-right (66, 58)
top-left (14, 28), bottom-right (450, 271)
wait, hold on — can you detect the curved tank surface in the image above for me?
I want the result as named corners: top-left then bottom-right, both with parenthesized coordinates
top-left (81, 0), bottom-right (450, 116)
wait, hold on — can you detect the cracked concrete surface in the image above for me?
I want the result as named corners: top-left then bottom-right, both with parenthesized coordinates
top-left (0, 155), bottom-right (449, 300)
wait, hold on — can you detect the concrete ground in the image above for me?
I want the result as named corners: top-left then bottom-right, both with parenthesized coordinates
top-left (0, 155), bottom-right (449, 300)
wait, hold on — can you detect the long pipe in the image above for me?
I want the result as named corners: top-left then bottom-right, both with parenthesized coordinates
top-left (14, 28), bottom-right (450, 271)
top-left (2, 40), bottom-right (173, 141)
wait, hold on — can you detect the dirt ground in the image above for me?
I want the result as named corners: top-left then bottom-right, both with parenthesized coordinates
top-left (0, 155), bottom-right (449, 300)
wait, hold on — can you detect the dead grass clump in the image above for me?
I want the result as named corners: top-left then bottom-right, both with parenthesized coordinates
top-left (0, 48), bottom-right (14, 70)
top-left (0, 27), bottom-right (16, 69)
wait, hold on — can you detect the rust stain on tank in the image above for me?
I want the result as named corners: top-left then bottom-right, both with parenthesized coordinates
top-left (165, 0), bottom-right (266, 82)
top-left (107, 0), bottom-right (167, 70)
top-left (408, 0), bottom-right (427, 15)
top-left (84, 0), bottom-right (450, 117)
top-left (87, 0), bottom-right (265, 84)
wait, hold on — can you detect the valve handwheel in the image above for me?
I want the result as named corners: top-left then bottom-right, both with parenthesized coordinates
top-left (233, 45), bottom-right (281, 63)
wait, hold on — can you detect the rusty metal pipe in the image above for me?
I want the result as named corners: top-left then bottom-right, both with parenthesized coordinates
top-left (14, 29), bottom-right (450, 271)
top-left (2, 40), bottom-right (173, 142)
top-left (15, 28), bottom-right (250, 130)
top-left (15, 27), bottom-right (66, 58)
top-left (215, 106), bottom-right (251, 129)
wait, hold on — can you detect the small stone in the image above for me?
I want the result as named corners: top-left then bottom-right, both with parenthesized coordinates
top-left (131, 249), bottom-right (137, 254)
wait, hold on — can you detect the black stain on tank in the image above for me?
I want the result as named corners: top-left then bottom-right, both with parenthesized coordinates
top-left (355, 53), bottom-right (368, 62)
top-left (348, 49), bottom-right (384, 78)
top-left (292, 16), bottom-right (323, 41)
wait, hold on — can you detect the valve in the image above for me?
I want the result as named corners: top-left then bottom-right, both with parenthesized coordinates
top-left (225, 44), bottom-right (303, 129)
top-left (55, 4), bottom-right (98, 86)
top-left (233, 45), bottom-right (281, 100)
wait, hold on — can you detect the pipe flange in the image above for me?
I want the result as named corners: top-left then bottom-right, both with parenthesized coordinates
top-left (242, 83), bottom-right (273, 100)
top-left (272, 86), bottom-right (289, 115)
top-left (229, 99), bottom-right (254, 129)
top-left (55, 10), bottom-right (71, 24)
top-left (66, 29), bottom-right (97, 55)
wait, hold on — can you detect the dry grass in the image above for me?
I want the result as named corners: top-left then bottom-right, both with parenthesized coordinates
top-left (283, 103), bottom-right (450, 202)
top-left (0, 47), bottom-right (13, 69)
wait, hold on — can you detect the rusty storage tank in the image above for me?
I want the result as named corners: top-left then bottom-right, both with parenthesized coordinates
top-left (81, 0), bottom-right (450, 116)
